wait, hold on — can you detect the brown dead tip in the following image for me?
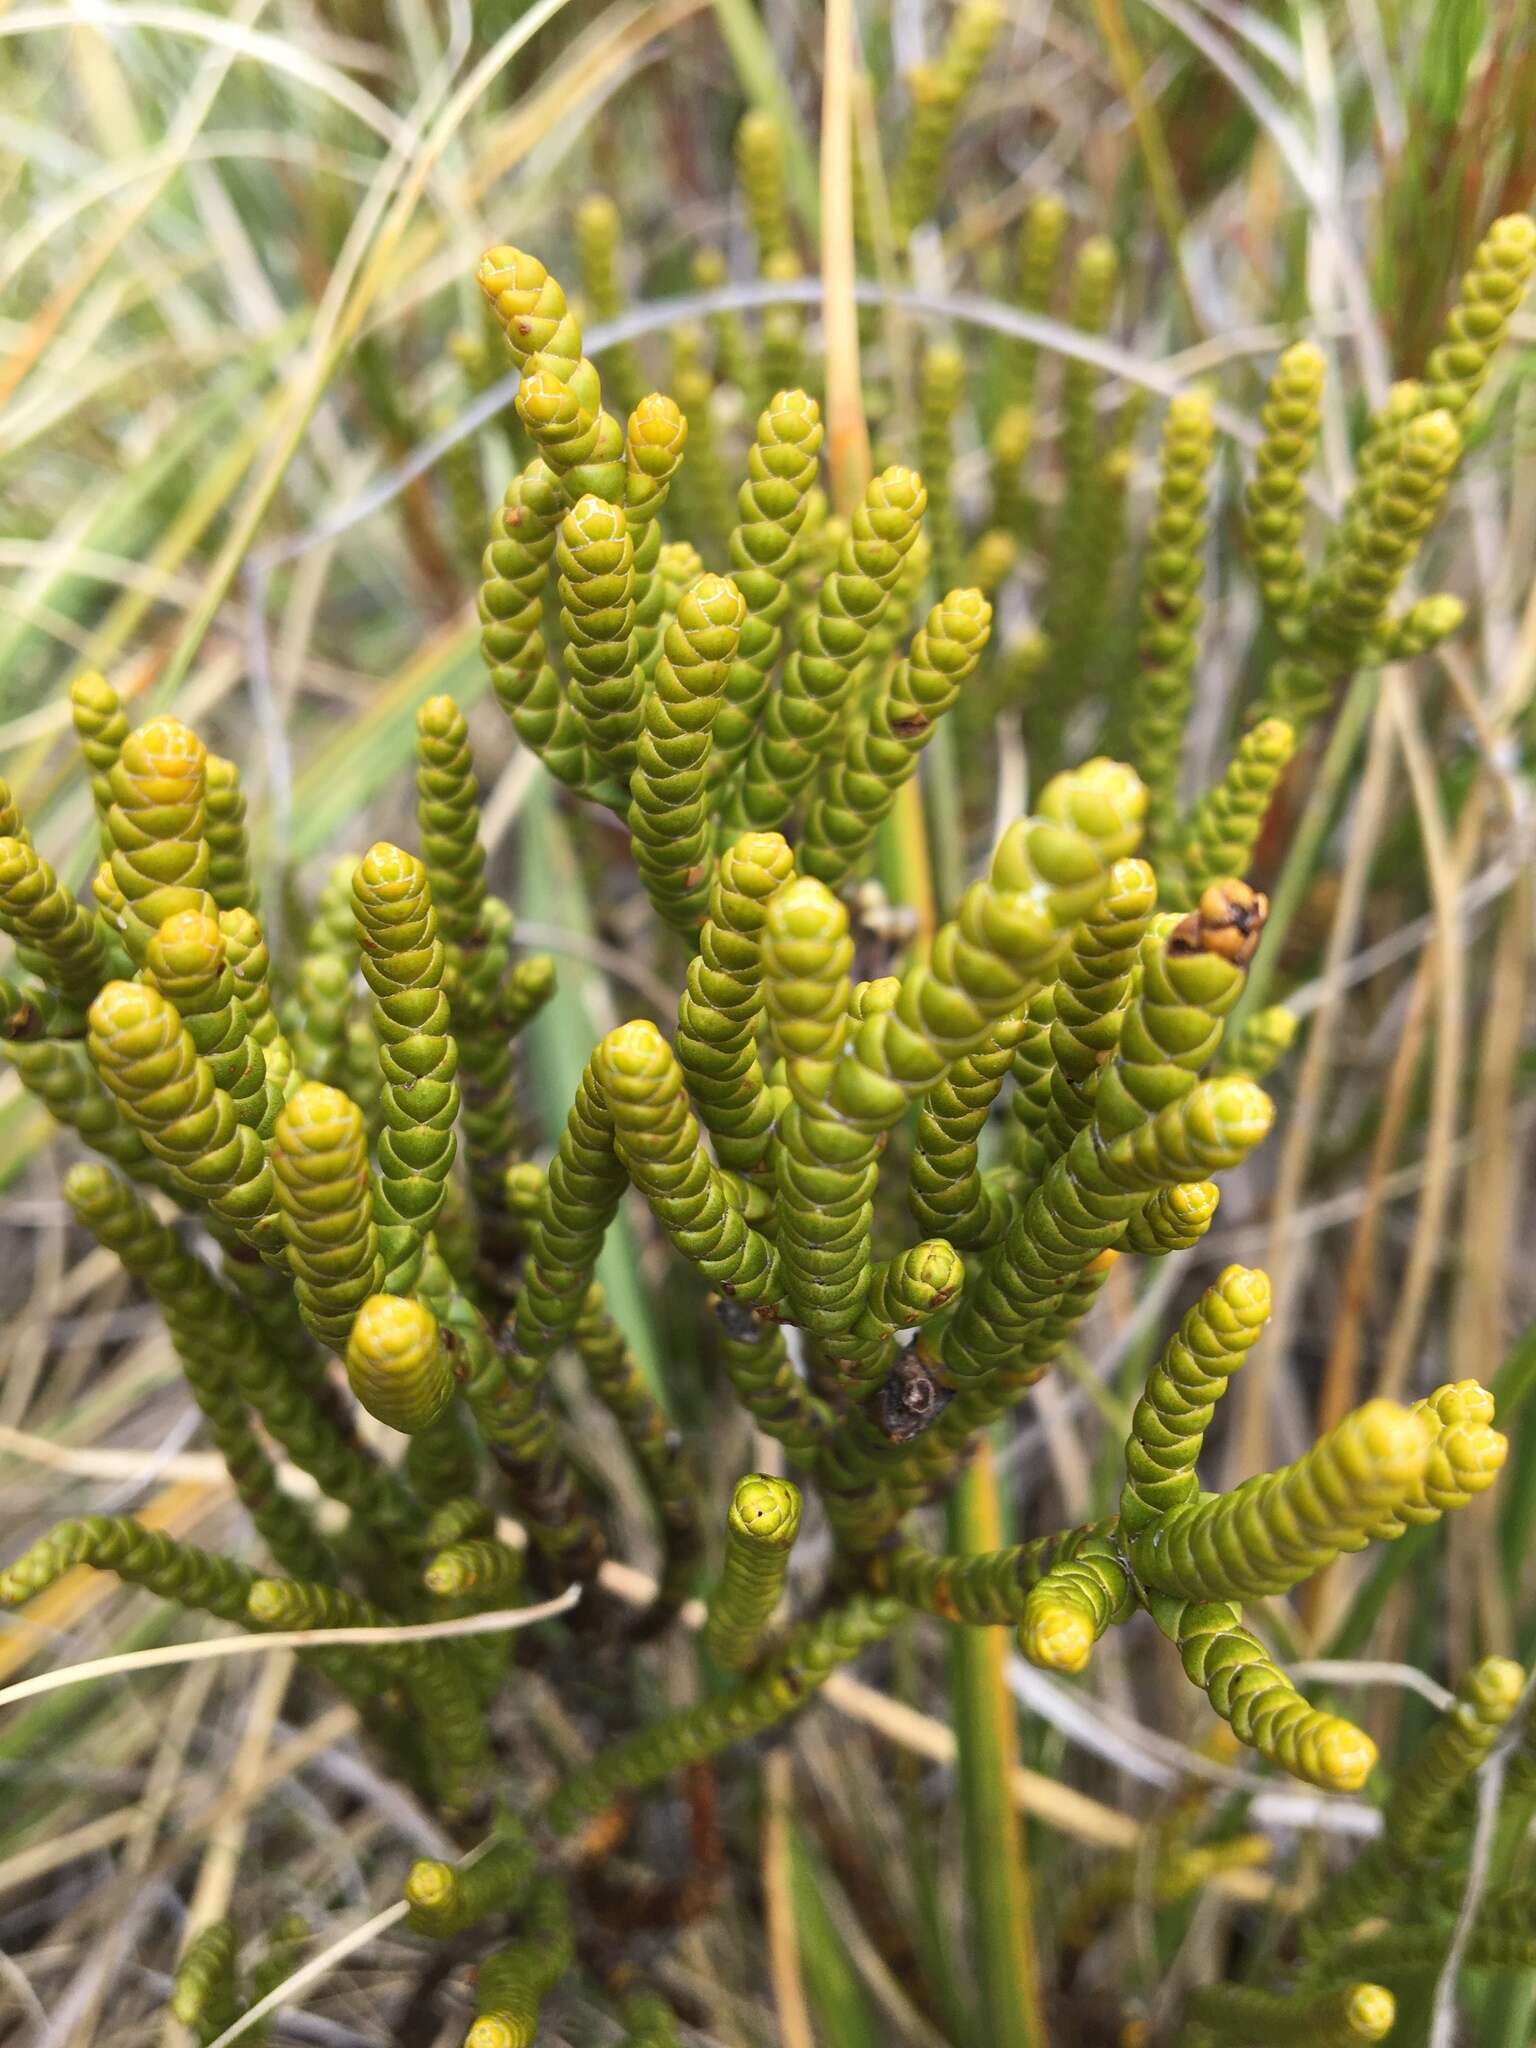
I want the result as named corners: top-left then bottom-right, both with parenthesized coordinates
top-left (1168, 878), bottom-right (1270, 967)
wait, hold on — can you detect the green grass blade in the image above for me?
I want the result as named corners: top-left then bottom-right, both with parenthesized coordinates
top-left (945, 1441), bottom-right (1045, 2048)
top-left (707, 0), bottom-right (819, 231)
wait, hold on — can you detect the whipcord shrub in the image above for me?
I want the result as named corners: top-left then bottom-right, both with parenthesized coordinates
top-left (3, 172), bottom-right (1533, 2045)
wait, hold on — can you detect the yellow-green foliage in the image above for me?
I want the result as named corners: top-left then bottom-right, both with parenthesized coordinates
top-left (2, 205), bottom-right (1530, 2048)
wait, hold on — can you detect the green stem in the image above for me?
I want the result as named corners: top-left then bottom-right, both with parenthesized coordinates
top-left (520, 780), bottom-right (664, 1399)
top-left (1325, 1315), bottom-right (1536, 1658)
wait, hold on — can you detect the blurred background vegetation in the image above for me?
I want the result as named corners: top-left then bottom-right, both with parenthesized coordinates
top-left (2, 0), bottom-right (1536, 2041)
